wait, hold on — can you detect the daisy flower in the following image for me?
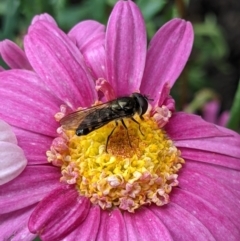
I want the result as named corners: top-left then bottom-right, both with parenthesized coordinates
top-left (0, 1), bottom-right (240, 240)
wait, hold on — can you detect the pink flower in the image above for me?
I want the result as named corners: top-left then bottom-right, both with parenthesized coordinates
top-left (0, 120), bottom-right (27, 185)
top-left (0, 1), bottom-right (240, 241)
top-left (203, 100), bottom-right (230, 126)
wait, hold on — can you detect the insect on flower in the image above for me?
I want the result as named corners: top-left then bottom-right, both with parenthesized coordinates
top-left (60, 93), bottom-right (149, 151)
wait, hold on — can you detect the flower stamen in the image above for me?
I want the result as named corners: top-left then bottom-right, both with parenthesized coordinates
top-left (47, 105), bottom-right (184, 212)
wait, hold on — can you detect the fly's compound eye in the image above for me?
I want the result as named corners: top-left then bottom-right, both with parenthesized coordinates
top-left (132, 93), bottom-right (149, 116)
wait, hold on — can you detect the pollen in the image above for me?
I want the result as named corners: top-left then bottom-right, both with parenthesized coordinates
top-left (47, 113), bottom-right (184, 212)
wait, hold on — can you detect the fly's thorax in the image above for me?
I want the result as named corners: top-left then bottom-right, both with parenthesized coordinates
top-left (115, 98), bottom-right (135, 110)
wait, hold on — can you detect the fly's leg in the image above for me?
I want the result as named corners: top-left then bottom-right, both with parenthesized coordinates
top-left (131, 117), bottom-right (144, 136)
top-left (121, 119), bottom-right (132, 147)
top-left (106, 121), bottom-right (118, 153)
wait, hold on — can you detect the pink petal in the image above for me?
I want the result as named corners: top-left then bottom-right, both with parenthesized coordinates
top-left (216, 125), bottom-right (240, 138)
top-left (180, 147), bottom-right (240, 170)
top-left (0, 120), bottom-right (27, 185)
top-left (140, 19), bottom-right (194, 106)
top-left (0, 70), bottom-right (61, 136)
top-left (202, 100), bottom-right (219, 124)
top-left (97, 209), bottom-right (127, 241)
top-left (68, 20), bottom-right (105, 52)
top-left (165, 112), bottom-right (229, 140)
top-left (31, 13), bottom-right (58, 26)
top-left (184, 160), bottom-right (240, 194)
top-left (0, 205), bottom-right (37, 241)
top-left (61, 206), bottom-right (101, 241)
top-left (96, 78), bottom-right (116, 101)
top-left (179, 169), bottom-right (240, 228)
top-left (12, 127), bottom-right (53, 165)
top-left (106, 0), bottom-right (147, 96)
top-left (0, 142), bottom-right (27, 185)
top-left (217, 111), bottom-right (229, 127)
top-left (83, 45), bottom-right (107, 80)
top-left (124, 207), bottom-right (172, 241)
top-left (175, 134), bottom-right (240, 159)
top-left (0, 119), bottom-right (17, 143)
top-left (0, 66), bottom-right (4, 71)
top-left (0, 165), bottom-right (61, 214)
top-left (151, 203), bottom-right (215, 240)
top-left (24, 21), bottom-right (97, 109)
top-left (29, 186), bottom-right (90, 240)
top-left (171, 189), bottom-right (240, 240)
top-left (68, 20), bottom-right (107, 80)
top-left (0, 39), bottom-right (32, 70)
top-left (157, 83), bottom-right (171, 107)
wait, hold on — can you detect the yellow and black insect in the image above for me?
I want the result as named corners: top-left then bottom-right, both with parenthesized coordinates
top-left (60, 93), bottom-right (149, 150)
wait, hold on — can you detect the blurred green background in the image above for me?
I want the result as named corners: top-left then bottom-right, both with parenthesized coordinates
top-left (0, 0), bottom-right (239, 131)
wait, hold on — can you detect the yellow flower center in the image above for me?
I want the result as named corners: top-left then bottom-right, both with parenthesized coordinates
top-left (47, 113), bottom-right (184, 212)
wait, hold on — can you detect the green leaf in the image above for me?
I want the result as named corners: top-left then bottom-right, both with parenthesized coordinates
top-left (1, 0), bottom-right (20, 39)
top-left (136, 0), bottom-right (166, 21)
top-left (56, 0), bottom-right (107, 30)
top-left (227, 80), bottom-right (240, 131)
top-left (33, 237), bottom-right (41, 241)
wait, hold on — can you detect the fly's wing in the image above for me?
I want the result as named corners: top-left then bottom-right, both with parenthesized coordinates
top-left (60, 97), bottom-right (135, 133)
top-left (60, 102), bottom-right (112, 131)
top-left (78, 97), bottom-right (136, 130)
top-left (77, 103), bottom-right (128, 129)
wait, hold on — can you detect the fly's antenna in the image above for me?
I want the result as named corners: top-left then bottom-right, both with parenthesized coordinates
top-left (144, 94), bottom-right (154, 102)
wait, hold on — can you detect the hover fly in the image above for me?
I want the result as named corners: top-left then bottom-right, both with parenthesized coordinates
top-left (60, 93), bottom-right (149, 151)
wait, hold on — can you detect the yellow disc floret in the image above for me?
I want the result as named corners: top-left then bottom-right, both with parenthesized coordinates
top-left (47, 113), bottom-right (184, 212)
